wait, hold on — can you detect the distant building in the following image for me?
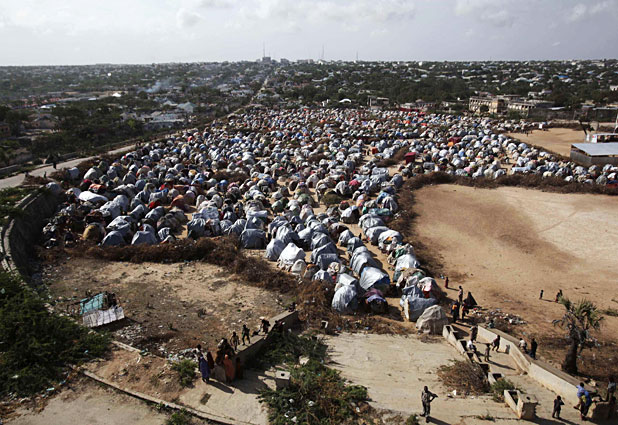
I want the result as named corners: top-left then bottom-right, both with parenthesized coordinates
top-left (469, 96), bottom-right (506, 114)
top-left (368, 96), bottom-right (390, 111)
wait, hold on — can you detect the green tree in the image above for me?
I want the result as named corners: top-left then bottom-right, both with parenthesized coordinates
top-left (553, 298), bottom-right (603, 374)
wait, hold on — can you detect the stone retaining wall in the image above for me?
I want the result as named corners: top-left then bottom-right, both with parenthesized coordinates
top-left (0, 190), bottom-right (62, 277)
top-left (476, 326), bottom-right (585, 405)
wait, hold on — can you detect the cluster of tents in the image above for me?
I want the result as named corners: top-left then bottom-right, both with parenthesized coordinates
top-left (41, 107), bottom-right (618, 333)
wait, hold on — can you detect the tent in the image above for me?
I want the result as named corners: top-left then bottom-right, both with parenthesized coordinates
top-left (346, 237), bottom-right (364, 254)
top-left (358, 266), bottom-right (390, 292)
top-left (332, 285), bottom-right (358, 313)
top-left (131, 230), bottom-right (157, 245)
top-left (393, 254), bottom-right (420, 282)
top-left (401, 296), bottom-right (438, 321)
top-left (416, 305), bottom-right (449, 334)
top-left (265, 238), bottom-right (286, 261)
top-left (101, 230), bottom-right (126, 246)
top-left (310, 242), bottom-right (337, 264)
top-left (239, 229), bottom-right (267, 249)
top-left (365, 226), bottom-right (389, 244)
top-left (338, 229), bottom-right (355, 246)
top-left (350, 250), bottom-right (378, 275)
top-left (278, 243), bottom-right (305, 265)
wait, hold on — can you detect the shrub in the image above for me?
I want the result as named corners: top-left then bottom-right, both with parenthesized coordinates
top-left (258, 359), bottom-right (369, 425)
top-left (406, 414), bottom-right (420, 425)
top-left (171, 359), bottom-right (196, 388)
top-left (0, 271), bottom-right (110, 396)
top-left (490, 379), bottom-right (517, 402)
top-left (166, 409), bottom-right (191, 425)
top-left (437, 360), bottom-right (489, 395)
top-left (249, 331), bottom-right (327, 370)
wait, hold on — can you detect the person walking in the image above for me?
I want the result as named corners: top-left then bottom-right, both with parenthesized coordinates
top-left (484, 343), bottom-right (491, 362)
top-left (552, 395), bottom-right (564, 419)
top-left (420, 386), bottom-right (438, 422)
top-left (198, 352), bottom-right (211, 384)
top-left (231, 331), bottom-right (240, 351)
top-left (451, 302), bottom-right (459, 323)
top-left (529, 338), bottom-right (538, 359)
top-left (539, 289), bottom-right (544, 300)
top-left (458, 286), bottom-right (464, 304)
top-left (242, 324), bottom-right (251, 345)
top-left (555, 289), bottom-right (563, 303)
top-left (470, 325), bottom-right (478, 342)
top-left (444, 276), bottom-right (449, 289)
top-left (492, 335), bottom-right (501, 352)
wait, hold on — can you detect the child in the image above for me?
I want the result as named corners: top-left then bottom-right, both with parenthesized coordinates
top-left (552, 395), bottom-right (564, 419)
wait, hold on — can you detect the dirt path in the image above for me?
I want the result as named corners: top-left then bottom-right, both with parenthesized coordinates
top-left (411, 184), bottom-right (618, 373)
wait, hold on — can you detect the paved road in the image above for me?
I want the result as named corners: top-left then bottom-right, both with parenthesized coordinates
top-left (0, 144), bottom-right (135, 189)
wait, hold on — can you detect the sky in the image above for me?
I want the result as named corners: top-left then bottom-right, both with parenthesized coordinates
top-left (1, 0), bottom-right (617, 65)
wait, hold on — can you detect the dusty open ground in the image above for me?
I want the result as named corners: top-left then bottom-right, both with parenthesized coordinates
top-left (327, 333), bottom-right (586, 425)
top-left (412, 184), bottom-right (618, 376)
top-left (7, 378), bottom-right (173, 425)
top-left (506, 127), bottom-right (585, 157)
top-left (45, 258), bottom-right (292, 354)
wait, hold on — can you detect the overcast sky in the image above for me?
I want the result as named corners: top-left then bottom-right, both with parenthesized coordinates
top-left (1, 0), bottom-right (617, 65)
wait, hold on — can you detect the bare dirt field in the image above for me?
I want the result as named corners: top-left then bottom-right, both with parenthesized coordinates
top-left (506, 127), bottom-right (585, 157)
top-left (7, 378), bottom-right (172, 425)
top-left (45, 258), bottom-right (292, 354)
top-left (412, 184), bottom-right (618, 376)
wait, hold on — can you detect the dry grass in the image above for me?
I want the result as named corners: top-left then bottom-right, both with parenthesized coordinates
top-left (437, 360), bottom-right (489, 396)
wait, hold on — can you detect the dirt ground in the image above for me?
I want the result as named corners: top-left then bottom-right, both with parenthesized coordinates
top-left (506, 127), bottom-right (585, 157)
top-left (327, 333), bottom-right (590, 425)
top-left (7, 378), bottom-right (172, 425)
top-left (45, 258), bottom-right (292, 354)
top-left (411, 184), bottom-right (618, 377)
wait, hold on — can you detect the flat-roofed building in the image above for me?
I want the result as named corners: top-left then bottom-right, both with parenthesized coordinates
top-left (570, 142), bottom-right (618, 166)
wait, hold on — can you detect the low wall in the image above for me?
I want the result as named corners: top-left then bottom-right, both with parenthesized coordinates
top-left (477, 326), bottom-right (585, 405)
top-left (1, 190), bottom-right (62, 277)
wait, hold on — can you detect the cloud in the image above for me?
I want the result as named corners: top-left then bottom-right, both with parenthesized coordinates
top-left (176, 7), bottom-right (203, 28)
top-left (454, 0), bottom-right (533, 27)
top-left (567, 1), bottom-right (618, 22)
top-left (197, 0), bottom-right (236, 8)
top-left (239, 0), bottom-right (415, 31)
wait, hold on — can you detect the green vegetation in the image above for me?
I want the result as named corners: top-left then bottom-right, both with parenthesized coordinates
top-left (250, 331), bottom-right (327, 370)
top-left (0, 187), bottom-right (31, 226)
top-left (259, 359), bottom-right (369, 425)
top-left (406, 414), bottom-right (421, 425)
top-left (553, 298), bottom-right (604, 374)
top-left (166, 409), bottom-right (192, 425)
top-left (475, 412), bottom-right (496, 421)
top-left (254, 333), bottom-right (369, 424)
top-left (171, 359), bottom-right (196, 388)
top-left (437, 360), bottom-right (489, 395)
top-left (0, 271), bottom-right (110, 397)
top-left (490, 379), bottom-right (518, 403)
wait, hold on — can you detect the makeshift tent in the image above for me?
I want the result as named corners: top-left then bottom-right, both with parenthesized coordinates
top-left (278, 243), bottom-right (305, 265)
top-left (358, 266), bottom-right (390, 292)
top-left (239, 229), bottom-right (266, 249)
top-left (332, 285), bottom-right (358, 313)
top-left (265, 239), bottom-right (286, 261)
top-left (401, 296), bottom-right (437, 321)
top-left (416, 305), bottom-right (449, 334)
top-left (131, 230), bottom-right (157, 245)
top-left (101, 230), bottom-right (126, 246)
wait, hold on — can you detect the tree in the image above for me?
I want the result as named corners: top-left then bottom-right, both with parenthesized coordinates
top-left (553, 298), bottom-right (603, 374)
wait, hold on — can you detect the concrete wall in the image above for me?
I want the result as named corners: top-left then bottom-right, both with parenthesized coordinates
top-left (477, 326), bottom-right (584, 405)
top-left (0, 190), bottom-right (62, 277)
